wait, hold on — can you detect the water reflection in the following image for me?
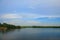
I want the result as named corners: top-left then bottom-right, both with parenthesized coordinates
top-left (0, 29), bottom-right (20, 34)
top-left (0, 29), bottom-right (15, 33)
top-left (0, 28), bottom-right (60, 40)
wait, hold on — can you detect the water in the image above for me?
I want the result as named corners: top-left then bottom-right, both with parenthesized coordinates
top-left (0, 28), bottom-right (60, 40)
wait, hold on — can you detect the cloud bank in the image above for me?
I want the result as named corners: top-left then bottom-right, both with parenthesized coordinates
top-left (0, 0), bottom-right (60, 26)
top-left (0, 13), bottom-right (60, 19)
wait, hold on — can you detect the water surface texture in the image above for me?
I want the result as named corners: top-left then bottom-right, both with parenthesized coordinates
top-left (0, 28), bottom-right (60, 40)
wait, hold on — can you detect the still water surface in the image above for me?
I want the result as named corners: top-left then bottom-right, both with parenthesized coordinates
top-left (0, 28), bottom-right (60, 40)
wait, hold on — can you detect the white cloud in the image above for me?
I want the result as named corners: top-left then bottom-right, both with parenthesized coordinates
top-left (1, 13), bottom-right (60, 26)
top-left (0, 13), bottom-right (60, 19)
top-left (47, 16), bottom-right (60, 19)
top-left (1, 13), bottom-right (23, 18)
top-left (0, 13), bottom-right (40, 19)
top-left (2, 19), bottom-right (41, 26)
top-left (2, 19), bottom-right (60, 26)
top-left (26, 20), bottom-right (41, 26)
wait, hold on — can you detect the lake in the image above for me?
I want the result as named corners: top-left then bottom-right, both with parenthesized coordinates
top-left (0, 28), bottom-right (60, 40)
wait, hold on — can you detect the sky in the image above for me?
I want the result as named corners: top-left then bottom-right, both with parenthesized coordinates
top-left (0, 0), bottom-right (60, 26)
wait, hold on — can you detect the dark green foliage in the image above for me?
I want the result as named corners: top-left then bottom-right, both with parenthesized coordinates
top-left (32, 26), bottom-right (41, 28)
top-left (0, 23), bottom-right (60, 29)
top-left (16, 26), bottom-right (21, 29)
top-left (0, 23), bottom-right (21, 29)
top-left (0, 23), bottom-right (2, 27)
top-left (32, 26), bottom-right (60, 28)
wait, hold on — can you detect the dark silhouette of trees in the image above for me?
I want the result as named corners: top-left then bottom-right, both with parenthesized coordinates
top-left (16, 26), bottom-right (21, 28)
top-left (0, 23), bottom-right (21, 29)
top-left (0, 23), bottom-right (60, 29)
top-left (0, 23), bottom-right (2, 27)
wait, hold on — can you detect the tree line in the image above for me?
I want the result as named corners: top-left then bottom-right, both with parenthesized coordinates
top-left (0, 23), bottom-right (60, 29)
top-left (0, 23), bottom-right (21, 29)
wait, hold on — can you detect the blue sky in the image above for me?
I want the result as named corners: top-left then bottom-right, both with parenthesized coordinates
top-left (0, 0), bottom-right (60, 26)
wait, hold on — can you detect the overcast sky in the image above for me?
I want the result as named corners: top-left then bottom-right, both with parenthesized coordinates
top-left (0, 0), bottom-right (60, 26)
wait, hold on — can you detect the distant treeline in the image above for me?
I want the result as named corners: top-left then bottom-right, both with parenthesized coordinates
top-left (32, 26), bottom-right (60, 28)
top-left (0, 23), bottom-right (60, 29)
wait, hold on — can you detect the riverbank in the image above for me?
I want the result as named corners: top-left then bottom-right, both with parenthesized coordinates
top-left (0, 23), bottom-right (60, 31)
